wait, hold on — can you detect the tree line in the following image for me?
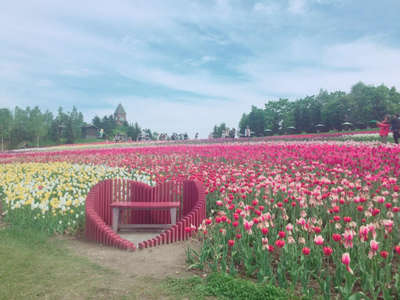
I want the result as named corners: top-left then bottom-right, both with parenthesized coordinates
top-left (0, 106), bottom-right (85, 150)
top-left (237, 82), bottom-right (400, 136)
top-left (0, 105), bottom-right (192, 150)
top-left (0, 105), bottom-right (148, 150)
top-left (91, 115), bottom-right (142, 141)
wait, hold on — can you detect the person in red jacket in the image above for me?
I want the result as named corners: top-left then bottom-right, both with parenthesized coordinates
top-left (391, 113), bottom-right (400, 144)
top-left (377, 115), bottom-right (391, 143)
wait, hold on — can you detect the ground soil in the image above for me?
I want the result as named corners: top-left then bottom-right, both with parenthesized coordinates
top-left (62, 235), bottom-right (202, 279)
top-left (55, 235), bottom-right (205, 299)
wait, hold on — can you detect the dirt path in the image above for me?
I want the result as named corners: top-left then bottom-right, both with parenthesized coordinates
top-left (63, 236), bottom-right (201, 279)
top-left (55, 236), bottom-right (205, 299)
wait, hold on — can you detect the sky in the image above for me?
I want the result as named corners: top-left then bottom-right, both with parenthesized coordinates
top-left (1, 0), bottom-right (400, 138)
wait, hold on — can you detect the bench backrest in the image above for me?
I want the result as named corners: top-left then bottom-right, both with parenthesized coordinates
top-left (85, 179), bottom-right (206, 250)
top-left (88, 179), bottom-right (200, 226)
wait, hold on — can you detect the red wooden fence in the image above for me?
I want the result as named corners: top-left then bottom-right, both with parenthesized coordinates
top-left (85, 179), bottom-right (206, 251)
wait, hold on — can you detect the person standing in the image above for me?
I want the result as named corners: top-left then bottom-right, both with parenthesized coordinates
top-left (245, 126), bottom-right (251, 137)
top-left (391, 113), bottom-right (400, 144)
top-left (377, 115), bottom-right (391, 143)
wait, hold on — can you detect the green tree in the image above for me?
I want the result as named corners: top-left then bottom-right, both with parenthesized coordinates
top-left (264, 99), bottom-right (294, 134)
top-left (248, 106), bottom-right (265, 136)
top-left (142, 128), bottom-right (153, 140)
top-left (92, 116), bottom-right (102, 129)
top-left (127, 122), bottom-right (141, 141)
top-left (320, 91), bottom-right (348, 130)
top-left (238, 113), bottom-right (249, 136)
top-left (11, 106), bottom-right (30, 147)
top-left (67, 106), bottom-right (84, 143)
top-left (0, 108), bottom-right (12, 151)
top-left (212, 123), bottom-right (227, 138)
top-left (28, 106), bottom-right (47, 147)
top-left (240, 82), bottom-right (400, 134)
top-left (101, 115), bottom-right (117, 139)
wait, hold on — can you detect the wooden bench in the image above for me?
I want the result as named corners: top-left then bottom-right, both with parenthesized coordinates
top-left (110, 201), bottom-right (180, 232)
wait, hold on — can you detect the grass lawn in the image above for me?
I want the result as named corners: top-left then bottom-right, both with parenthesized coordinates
top-left (0, 225), bottom-right (294, 300)
top-left (0, 226), bottom-right (172, 300)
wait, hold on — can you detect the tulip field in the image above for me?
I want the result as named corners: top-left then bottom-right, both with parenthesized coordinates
top-left (1, 141), bottom-right (400, 298)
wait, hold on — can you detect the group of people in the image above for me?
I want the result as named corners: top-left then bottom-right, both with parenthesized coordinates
top-left (377, 114), bottom-right (400, 144)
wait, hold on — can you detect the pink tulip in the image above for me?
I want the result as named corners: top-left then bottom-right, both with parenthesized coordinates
top-left (244, 220), bottom-right (254, 234)
top-left (359, 225), bottom-right (369, 242)
top-left (342, 253), bottom-right (354, 275)
top-left (343, 229), bottom-right (355, 249)
top-left (369, 240), bottom-right (379, 259)
top-left (314, 235), bottom-right (324, 246)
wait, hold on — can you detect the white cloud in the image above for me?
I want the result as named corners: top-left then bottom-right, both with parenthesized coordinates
top-left (254, 2), bottom-right (281, 14)
top-left (60, 68), bottom-right (96, 77)
top-left (237, 38), bottom-right (400, 96)
top-left (322, 38), bottom-right (400, 71)
top-left (0, 62), bottom-right (26, 81)
top-left (288, 0), bottom-right (307, 14)
top-left (117, 65), bottom-right (264, 106)
top-left (183, 56), bottom-right (217, 67)
top-left (1, 0), bottom-right (400, 139)
top-left (201, 56), bottom-right (216, 63)
top-left (36, 79), bottom-right (53, 87)
top-left (215, 0), bottom-right (232, 17)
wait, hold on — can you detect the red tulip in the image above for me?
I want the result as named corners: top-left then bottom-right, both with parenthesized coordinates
top-left (332, 233), bottom-right (341, 242)
top-left (323, 247), bottom-right (333, 256)
top-left (275, 239), bottom-right (285, 248)
top-left (302, 247), bottom-right (311, 255)
top-left (380, 251), bottom-right (389, 259)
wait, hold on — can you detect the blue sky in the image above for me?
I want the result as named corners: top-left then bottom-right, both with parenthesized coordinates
top-left (1, 0), bottom-right (400, 138)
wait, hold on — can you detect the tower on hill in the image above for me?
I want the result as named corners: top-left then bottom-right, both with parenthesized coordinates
top-left (114, 104), bottom-right (126, 125)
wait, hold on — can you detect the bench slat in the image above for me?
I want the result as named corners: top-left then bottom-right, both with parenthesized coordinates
top-left (110, 201), bottom-right (180, 209)
top-left (119, 224), bottom-right (171, 229)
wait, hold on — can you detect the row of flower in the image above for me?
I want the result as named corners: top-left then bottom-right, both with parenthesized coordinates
top-left (0, 162), bottom-right (153, 233)
top-left (7, 129), bottom-right (382, 153)
top-left (1, 141), bottom-right (399, 298)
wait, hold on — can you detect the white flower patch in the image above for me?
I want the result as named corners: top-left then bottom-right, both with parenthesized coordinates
top-left (0, 162), bottom-right (154, 233)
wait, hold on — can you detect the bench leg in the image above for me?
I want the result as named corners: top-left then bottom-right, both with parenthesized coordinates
top-left (170, 208), bottom-right (177, 225)
top-left (112, 208), bottom-right (119, 232)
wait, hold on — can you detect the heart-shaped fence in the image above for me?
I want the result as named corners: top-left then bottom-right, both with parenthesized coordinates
top-left (85, 179), bottom-right (206, 250)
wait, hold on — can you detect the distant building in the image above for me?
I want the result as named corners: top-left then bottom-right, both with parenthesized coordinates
top-left (114, 104), bottom-right (127, 125)
top-left (81, 125), bottom-right (98, 139)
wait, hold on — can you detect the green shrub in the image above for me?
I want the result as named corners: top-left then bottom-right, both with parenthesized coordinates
top-left (166, 272), bottom-right (294, 300)
top-left (205, 272), bottom-right (289, 300)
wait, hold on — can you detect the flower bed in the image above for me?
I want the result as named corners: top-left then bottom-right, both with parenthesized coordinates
top-left (5, 129), bottom-right (382, 153)
top-left (1, 141), bottom-right (399, 297)
top-left (0, 162), bottom-right (153, 233)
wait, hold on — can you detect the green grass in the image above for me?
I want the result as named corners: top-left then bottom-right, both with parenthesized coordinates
top-left (165, 272), bottom-right (297, 300)
top-left (73, 138), bottom-right (105, 144)
top-left (0, 226), bottom-right (169, 300)
top-left (337, 136), bottom-right (395, 143)
top-left (0, 225), bottom-right (300, 299)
